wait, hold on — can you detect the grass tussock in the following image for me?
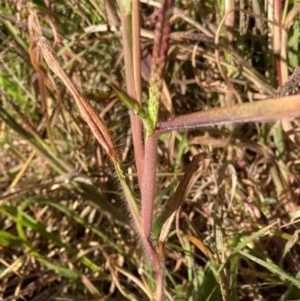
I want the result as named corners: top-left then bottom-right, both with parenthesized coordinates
top-left (1, 1), bottom-right (300, 300)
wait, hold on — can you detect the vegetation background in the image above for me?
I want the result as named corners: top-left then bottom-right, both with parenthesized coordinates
top-left (1, 0), bottom-right (300, 300)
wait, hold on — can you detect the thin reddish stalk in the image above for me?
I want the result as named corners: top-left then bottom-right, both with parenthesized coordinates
top-left (132, 0), bottom-right (142, 105)
top-left (139, 133), bottom-right (160, 272)
top-left (274, 0), bottom-right (282, 86)
top-left (141, 0), bottom-right (173, 248)
top-left (118, 2), bottom-right (145, 188)
top-left (141, 133), bottom-right (158, 240)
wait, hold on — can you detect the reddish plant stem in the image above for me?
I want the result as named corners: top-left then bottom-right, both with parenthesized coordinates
top-left (141, 133), bottom-right (158, 240)
top-left (119, 3), bottom-right (145, 188)
top-left (275, 54), bottom-right (282, 86)
top-left (274, 0), bottom-right (282, 86)
top-left (114, 147), bottom-right (159, 272)
top-left (142, 235), bottom-right (159, 273)
top-left (132, 1), bottom-right (142, 105)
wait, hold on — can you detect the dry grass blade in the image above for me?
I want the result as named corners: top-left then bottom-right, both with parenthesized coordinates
top-left (159, 153), bottom-right (210, 244)
top-left (30, 37), bottom-right (116, 157)
top-left (154, 153), bottom-right (209, 300)
top-left (28, 11), bottom-right (58, 153)
top-left (157, 94), bottom-right (300, 133)
top-left (155, 241), bottom-right (165, 301)
top-left (188, 235), bottom-right (218, 266)
top-left (114, 265), bottom-right (154, 300)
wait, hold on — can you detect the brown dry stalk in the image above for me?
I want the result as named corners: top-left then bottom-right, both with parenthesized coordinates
top-left (155, 241), bottom-right (165, 301)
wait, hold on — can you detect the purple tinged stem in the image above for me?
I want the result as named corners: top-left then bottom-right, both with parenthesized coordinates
top-left (141, 133), bottom-right (158, 240)
top-left (119, 3), bottom-right (145, 189)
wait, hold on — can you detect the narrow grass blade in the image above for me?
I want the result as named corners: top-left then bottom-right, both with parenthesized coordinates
top-left (280, 230), bottom-right (300, 264)
top-left (240, 250), bottom-right (300, 289)
top-left (0, 230), bottom-right (25, 249)
top-left (157, 94), bottom-right (300, 133)
top-left (188, 234), bottom-right (229, 301)
top-left (159, 153), bottom-right (209, 243)
top-left (2, 19), bottom-right (28, 52)
top-left (0, 107), bottom-right (124, 221)
top-left (31, 37), bottom-right (116, 157)
top-left (188, 235), bottom-right (218, 266)
top-left (0, 203), bottom-right (103, 274)
top-left (0, 107), bottom-right (70, 174)
top-left (15, 211), bottom-right (79, 280)
top-left (280, 271), bottom-right (300, 300)
top-left (24, 196), bottom-right (125, 255)
top-left (197, 269), bottom-right (220, 301)
top-left (112, 85), bottom-right (148, 120)
top-left (229, 254), bottom-right (239, 301)
top-left (230, 222), bottom-right (277, 258)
